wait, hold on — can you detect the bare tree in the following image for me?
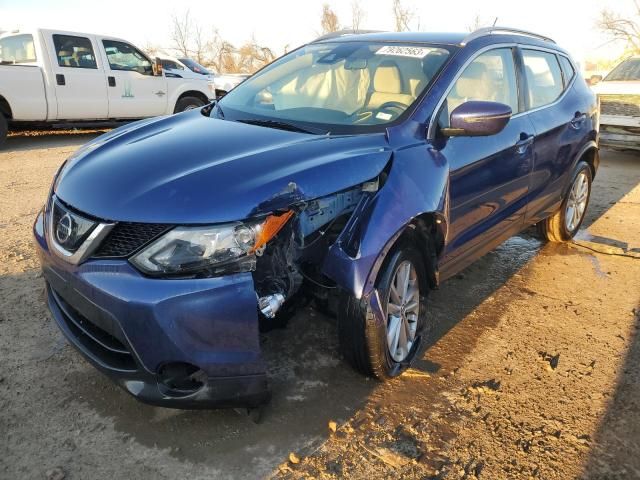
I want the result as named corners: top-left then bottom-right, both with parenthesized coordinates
top-left (351, 0), bottom-right (366, 30)
top-left (237, 36), bottom-right (276, 73)
top-left (141, 42), bottom-right (163, 58)
top-left (320, 3), bottom-right (341, 34)
top-left (171, 10), bottom-right (192, 58)
top-left (467, 14), bottom-right (495, 32)
top-left (392, 0), bottom-right (414, 32)
top-left (597, 1), bottom-right (640, 54)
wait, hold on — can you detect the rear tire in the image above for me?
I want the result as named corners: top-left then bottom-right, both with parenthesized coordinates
top-left (0, 114), bottom-right (7, 148)
top-left (174, 96), bottom-right (205, 113)
top-left (538, 161), bottom-right (592, 242)
top-left (338, 242), bottom-right (430, 380)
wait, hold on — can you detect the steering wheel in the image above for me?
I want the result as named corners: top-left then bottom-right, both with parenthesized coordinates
top-left (375, 101), bottom-right (410, 117)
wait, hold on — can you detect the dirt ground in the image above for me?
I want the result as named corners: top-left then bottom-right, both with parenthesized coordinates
top-left (1, 132), bottom-right (639, 480)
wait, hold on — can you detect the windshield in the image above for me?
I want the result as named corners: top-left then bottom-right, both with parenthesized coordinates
top-left (179, 58), bottom-right (212, 75)
top-left (0, 34), bottom-right (37, 64)
top-left (605, 58), bottom-right (640, 82)
top-left (217, 41), bottom-right (453, 134)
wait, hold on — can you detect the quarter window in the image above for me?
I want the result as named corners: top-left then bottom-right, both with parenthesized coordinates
top-left (439, 48), bottom-right (519, 128)
top-left (102, 40), bottom-right (153, 75)
top-left (523, 50), bottom-right (563, 109)
top-left (558, 55), bottom-right (575, 87)
top-left (53, 34), bottom-right (97, 69)
top-left (0, 34), bottom-right (37, 64)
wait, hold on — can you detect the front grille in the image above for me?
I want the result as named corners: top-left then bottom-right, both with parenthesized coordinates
top-left (93, 222), bottom-right (172, 258)
top-left (49, 287), bottom-right (137, 372)
top-left (600, 95), bottom-right (640, 117)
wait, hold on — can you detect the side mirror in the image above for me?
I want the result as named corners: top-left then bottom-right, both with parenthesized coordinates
top-left (442, 101), bottom-right (512, 137)
top-left (587, 75), bottom-right (603, 86)
top-left (152, 57), bottom-right (163, 76)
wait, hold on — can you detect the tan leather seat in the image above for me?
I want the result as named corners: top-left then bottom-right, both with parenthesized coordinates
top-left (367, 61), bottom-right (414, 110)
top-left (448, 62), bottom-right (492, 111)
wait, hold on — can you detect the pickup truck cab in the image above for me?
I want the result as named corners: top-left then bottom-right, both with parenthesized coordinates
top-left (0, 29), bottom-right (216, 146)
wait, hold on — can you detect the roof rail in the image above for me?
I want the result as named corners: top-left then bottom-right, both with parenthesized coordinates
top-left (312, 29), bottom-right (384, 43)
top-left (461, 26), bottom-right (556, 46)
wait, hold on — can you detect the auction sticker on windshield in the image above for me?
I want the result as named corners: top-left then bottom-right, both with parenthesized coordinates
top-left (376, 45), bottom-right (433, 58)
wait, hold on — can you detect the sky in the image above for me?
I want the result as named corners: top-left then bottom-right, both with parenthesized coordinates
top-left (0, 0), bottom-right (635, 67)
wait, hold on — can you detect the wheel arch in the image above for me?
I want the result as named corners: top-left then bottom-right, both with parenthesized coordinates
top-left (175, 90), bottom-right (210, 109)
top-left (322, 146), bottom-right (450, 300)
top-left (0, 95), bottom-right (13, 119)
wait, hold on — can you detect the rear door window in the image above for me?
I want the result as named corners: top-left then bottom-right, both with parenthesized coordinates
top-left (522, 50), bottom-right (563, 109)
top-left (53, 34), bottom-right (97, 69)
top-left (0, 34), bottom-right (37, 64)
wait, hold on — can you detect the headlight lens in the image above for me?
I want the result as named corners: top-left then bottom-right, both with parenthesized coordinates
top-left (130, 212), bottom-right (293, 277)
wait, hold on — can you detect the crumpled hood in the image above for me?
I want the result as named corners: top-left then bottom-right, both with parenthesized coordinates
top-left (55, 110), bottom-right (391, 224)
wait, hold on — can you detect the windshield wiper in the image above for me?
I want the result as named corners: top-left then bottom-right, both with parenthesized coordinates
top-left (236, 118), bottom-right (328, 135)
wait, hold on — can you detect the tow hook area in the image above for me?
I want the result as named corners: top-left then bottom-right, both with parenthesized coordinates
top-left (157, 362), bottom-right (208, 397)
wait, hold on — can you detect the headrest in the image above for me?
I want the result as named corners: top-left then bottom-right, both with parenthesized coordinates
top-left (58, 49), bottom-right (73, 57)
top-left (455, 62), bottom-right (489, 99)
top-left (373, 61), bottom-right (402, 94)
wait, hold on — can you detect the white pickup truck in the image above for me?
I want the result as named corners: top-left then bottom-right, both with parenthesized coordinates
top-left (591, 56), bottom-right (640, 150)
top-left (0, 29), bottom-right (216, 146)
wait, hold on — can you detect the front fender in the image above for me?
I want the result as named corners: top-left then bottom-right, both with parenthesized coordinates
top-left (322, 143), bottom-right (449, 299)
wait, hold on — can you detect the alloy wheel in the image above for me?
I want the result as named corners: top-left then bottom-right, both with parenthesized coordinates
top-left (386, 260), bottom-right (420, 362)
top-left (565, 171), bottom-right (589, 232)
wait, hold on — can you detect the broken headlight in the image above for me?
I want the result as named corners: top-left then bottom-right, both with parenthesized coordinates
top-left (130, 212), bottom-right (293, 277)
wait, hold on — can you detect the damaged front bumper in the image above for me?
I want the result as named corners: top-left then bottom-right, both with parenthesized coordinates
top-left (599, 115), bottom-right (640, 150)
top-left (34, 212), bottom-right (270, 409)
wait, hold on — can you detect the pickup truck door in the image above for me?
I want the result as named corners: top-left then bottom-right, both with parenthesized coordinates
top-left (435, 47), bottom-right (534, 275)
top-left (99, 39), bottom-right (167, 118)
top-left (46, 33), bottom-right (109, 119)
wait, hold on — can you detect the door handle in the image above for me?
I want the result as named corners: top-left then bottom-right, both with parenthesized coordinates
top-left (570, 112), bottom-right (587, 130)
top-left (108, 76), bottom-right (116, 87)
top-left (515, 134), bottom-right (534, 155)
top-left (56, 74), bottom-right (65, 86)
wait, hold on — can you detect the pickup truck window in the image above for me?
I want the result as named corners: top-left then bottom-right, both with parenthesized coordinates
top-left (161, 60), bottom-right (183, 70)
top-left (0, 34), bottom-right (37, 64)
top-left (53, 34), bottom-right (97, 69)
top-left (605, 58), bottom-right (640, 82)
top-left (102, 40), bottom-right (153, 76)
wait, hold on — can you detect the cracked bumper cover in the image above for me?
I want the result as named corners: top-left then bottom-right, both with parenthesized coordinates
top-left (33, 212), bottom-right (270, 408)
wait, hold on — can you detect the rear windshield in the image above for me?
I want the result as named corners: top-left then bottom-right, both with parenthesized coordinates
top-left (605, 58), bottom-right (640, 82)
top-left (0, 34), bottom-right (37, 64)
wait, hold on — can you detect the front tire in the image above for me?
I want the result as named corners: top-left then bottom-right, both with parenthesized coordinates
top-left (338, 244), bottom-right (429, 380)
top-left (538, 161), bottom-right (592, 242)
top-left (174, 96), bottom-right (205, 113)
top-left (0, 114), bottom-right (7, 148)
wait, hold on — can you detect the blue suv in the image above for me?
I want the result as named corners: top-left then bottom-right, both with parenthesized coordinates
top-left (34, 28), bottom-right (599, 409)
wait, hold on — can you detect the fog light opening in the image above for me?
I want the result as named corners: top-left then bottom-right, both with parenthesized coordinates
top-left (157, 362), bottom-right (206, 396)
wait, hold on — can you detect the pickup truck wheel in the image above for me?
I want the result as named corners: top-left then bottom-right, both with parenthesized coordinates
top-left (538, 161), bottom-right (592, 242)
top-left (338, 243), bottom-right (430, 380)
top-left (174, 96), bottom-right (205, 113)
top-left (0, 114), bottom-right (7, 148)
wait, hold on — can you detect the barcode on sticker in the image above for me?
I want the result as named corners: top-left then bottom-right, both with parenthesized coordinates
top-left (376, 46), bottom-right (432, 58)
